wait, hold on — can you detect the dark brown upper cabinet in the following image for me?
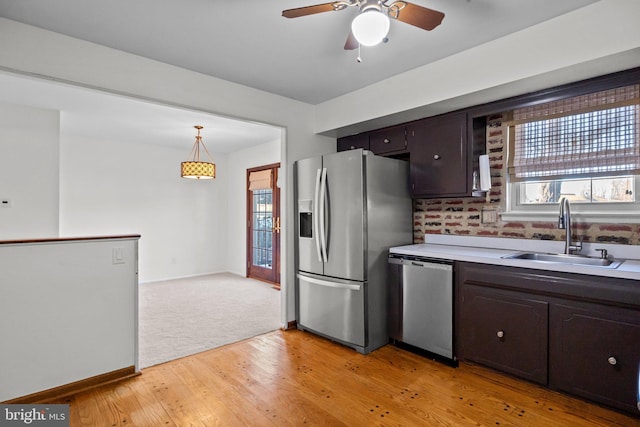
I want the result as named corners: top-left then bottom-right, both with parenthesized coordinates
top-left (369, 125), bottom-right (407, 155)
top-left (337, 133), bottom-right (369, 152)
top-left (337, 111), bottom-right (486, 199)
top-left (407, 112), bottom-right (469, 198)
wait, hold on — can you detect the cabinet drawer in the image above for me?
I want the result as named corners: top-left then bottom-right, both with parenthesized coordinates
top-left (549, 302), bottom-right (640, 414)
top-left (369, 126), bottom-right (406, 154)
top-left (459, 285), bottom-right (548, 384)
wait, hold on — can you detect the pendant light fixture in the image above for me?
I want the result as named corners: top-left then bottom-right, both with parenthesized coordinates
top-left (181, 125), bottom-right (216, 180)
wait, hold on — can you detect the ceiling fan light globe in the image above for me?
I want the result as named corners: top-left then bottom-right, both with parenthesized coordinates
top-left (351, 10), bottom-right (390, 47)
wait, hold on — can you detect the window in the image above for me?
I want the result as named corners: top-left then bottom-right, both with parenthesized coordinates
top-left (505, 84), bottom-right (640, 222)
top-left (518, 176), bottom-right (635, 204)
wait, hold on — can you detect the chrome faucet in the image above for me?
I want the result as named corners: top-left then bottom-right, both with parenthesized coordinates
top-left (558, 197), bottom-right (582, 255)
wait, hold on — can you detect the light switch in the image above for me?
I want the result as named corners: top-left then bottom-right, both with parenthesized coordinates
top-left (112, 247), bottom-right (125, 264)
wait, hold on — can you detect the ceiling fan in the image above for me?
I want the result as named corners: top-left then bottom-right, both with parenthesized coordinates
top-left (282, 0), bottom-right (445, 50)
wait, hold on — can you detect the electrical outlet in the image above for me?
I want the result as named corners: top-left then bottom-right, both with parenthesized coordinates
top-left (0, 199), bottom-right (12, 208)
top-left (482, 209), bottom-right (498, 224)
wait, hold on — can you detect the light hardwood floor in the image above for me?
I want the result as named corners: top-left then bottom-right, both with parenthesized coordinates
top-left (55, 329), bottom-right (639, 426)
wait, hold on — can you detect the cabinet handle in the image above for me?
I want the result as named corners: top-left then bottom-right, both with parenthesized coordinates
top-left (496, 330), bottom-right (505, 339)
top-left (608, 356), bottom-right (617, 366)
top-left (433, 154), bottom-right (441, 160)
top-left (383, 138), bottom-right (390, 144)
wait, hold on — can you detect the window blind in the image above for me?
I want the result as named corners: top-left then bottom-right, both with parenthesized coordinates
top-left (248, 169), bottom-right (272, 191)
top-left (508, 84), bottom-right (640, 181)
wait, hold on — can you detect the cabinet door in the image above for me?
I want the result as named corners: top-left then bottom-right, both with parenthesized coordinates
top-left (369, 126), bottom-right (406, 155)
top-left (408, 112), bottom-right (468, 197)
top-left (337, 134), bottom-right (369, 152)
top-left (459, 285), bottom-right (548, 384)
top-left (549, 302), bottom-right (640, 414)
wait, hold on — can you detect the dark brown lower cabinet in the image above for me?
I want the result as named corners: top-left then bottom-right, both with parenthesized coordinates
top-left (459, 285), bottom-right (548, 384)
top-left (456, 261), bottom-right (640, 416)
top-left (549, 301), bottom-right (640, 414)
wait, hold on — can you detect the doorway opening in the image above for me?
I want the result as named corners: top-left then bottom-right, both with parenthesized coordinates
top-left (247, 164), bottom-right (281, 288)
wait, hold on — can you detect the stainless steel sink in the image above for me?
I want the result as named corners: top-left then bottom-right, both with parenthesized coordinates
top-left (502, 252), bottom-right (623, 268)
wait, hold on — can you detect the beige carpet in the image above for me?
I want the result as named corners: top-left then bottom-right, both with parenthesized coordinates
top-left (138, 272), bottom-right (281, 368)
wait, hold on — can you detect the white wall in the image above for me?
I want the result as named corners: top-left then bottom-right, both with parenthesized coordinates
top-left (226, 138), bottom-right (282, 276)
top-left (0, 99), bottom-right (287, 284)
top-left (0, 237), bottom-right (138, 402)
top-left (0, 18), bottom-right (335, 324)
top-left (59, 133), bottom-right (228, 282)
top-left (0, 103), bottom-right (60, 239)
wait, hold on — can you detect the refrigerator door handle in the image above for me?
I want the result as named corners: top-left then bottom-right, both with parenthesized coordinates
top-left (297, 274), bottom-right (362, 291)
top-left (319, 167), bottom-right (328, 263)
top-left (313, 168), bottom-right (323, 263)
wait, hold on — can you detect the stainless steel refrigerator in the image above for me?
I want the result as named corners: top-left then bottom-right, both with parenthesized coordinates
top-left (295, 149), bottom-right (412, 354)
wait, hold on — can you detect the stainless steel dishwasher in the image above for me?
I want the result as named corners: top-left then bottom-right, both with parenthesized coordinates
top-left (388, 254), bottom-right (456, 365)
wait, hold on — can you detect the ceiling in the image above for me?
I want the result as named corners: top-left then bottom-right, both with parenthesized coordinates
top-left (0, 0), bottom-right (600, 151)
top-left (0, 72), bottom-right (283, 152)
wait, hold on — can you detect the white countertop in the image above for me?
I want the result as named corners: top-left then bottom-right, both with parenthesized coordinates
top-left (390, 235), bottom-right (640, 281)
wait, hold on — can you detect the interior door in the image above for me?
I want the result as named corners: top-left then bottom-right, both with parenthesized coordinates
top-left (247, 164), bottom-right (280, 286)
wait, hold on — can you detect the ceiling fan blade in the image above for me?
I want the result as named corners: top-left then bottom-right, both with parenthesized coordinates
top-left (344, 30), bottom-right (358, 50)
top-left (393, 2), bottom-right (445, 31)
top-left (282, 3), bottom-right (338, 18)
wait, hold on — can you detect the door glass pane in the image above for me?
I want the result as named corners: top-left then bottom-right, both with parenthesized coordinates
top-left (252, 189), bottom-right (273, 269)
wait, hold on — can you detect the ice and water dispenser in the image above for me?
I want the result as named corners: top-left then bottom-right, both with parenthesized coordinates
top-left (298, 200), bottom-right (313, 238)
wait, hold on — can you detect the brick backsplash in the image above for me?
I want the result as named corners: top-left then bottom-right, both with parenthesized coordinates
top-left (413, 113), bottom-right (640, 246)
